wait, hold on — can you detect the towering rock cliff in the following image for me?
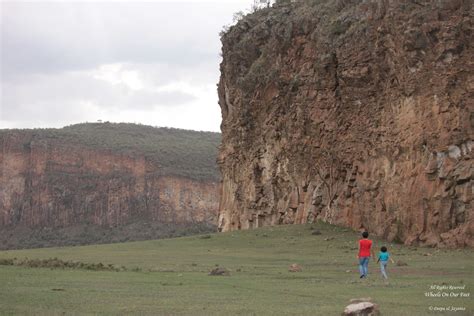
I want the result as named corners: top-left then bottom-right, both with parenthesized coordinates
top-left (218, 0), bottom-right (473, 247)
top-left (0, 123), bottom-right (220, 248)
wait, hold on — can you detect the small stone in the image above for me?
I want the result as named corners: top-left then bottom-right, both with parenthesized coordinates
top-left (396, 260), bottom-right (408, 266)
top-left (312, 230), bottom-right (322, 235)
top-left (288, 263), bottom-right (302, 272)
top-left (208, 267), bottom-right (230, 276)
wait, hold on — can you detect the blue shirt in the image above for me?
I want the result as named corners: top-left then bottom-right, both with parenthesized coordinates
top-left (379, 252), bottom-right (390, 261)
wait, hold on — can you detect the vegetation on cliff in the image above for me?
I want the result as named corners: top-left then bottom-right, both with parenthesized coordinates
top-left (0, 122), bottom-right (221, 181)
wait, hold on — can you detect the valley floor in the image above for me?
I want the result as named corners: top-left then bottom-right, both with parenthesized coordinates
top-left (0, 223), bottom-right (472, 315)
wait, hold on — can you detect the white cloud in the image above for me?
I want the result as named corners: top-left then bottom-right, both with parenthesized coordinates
top-left (91, 64), bottom-right (143, 90)
top-left (1, 0), bottom-right (253, 131)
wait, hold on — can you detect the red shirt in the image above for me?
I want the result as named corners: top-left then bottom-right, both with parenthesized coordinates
top-left (359, 239), bottom-right (372, 257)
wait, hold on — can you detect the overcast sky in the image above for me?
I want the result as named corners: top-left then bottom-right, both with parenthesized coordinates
top-left (0, 0), bottom-right (254, 132)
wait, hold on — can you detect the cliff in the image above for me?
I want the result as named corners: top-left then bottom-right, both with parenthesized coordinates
top-left (218, 0), bottom-right (473, 247)
top-left (0, 123), bottom-right (220, 249)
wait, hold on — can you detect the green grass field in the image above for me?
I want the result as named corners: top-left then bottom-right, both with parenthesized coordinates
top-left (0, 222), bottom-right (472, 315)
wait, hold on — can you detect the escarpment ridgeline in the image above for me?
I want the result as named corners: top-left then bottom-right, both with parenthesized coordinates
top-left (0, 123), bottom-right (220, 249)
top-left (218, 0), bottom-right (473, 247)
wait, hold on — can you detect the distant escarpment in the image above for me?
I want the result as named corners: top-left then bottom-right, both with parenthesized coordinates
top-left (0, 123), bottom-right (220, 249)
top-left (218, 0), bottom-right (473, 247)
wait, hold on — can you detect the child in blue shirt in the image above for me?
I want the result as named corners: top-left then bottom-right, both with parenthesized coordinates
top-left (377, 246), bottom-right (395, 279)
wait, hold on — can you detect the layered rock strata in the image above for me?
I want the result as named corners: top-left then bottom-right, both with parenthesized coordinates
top-left (0, 128), bottom-right (219, 247)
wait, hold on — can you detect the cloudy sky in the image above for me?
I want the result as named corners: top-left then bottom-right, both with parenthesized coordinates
top-left (0, 0), bottom-right (254, 132)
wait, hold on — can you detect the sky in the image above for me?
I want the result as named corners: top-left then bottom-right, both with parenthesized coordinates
top-left (0, 0), bottom-right (256, 132)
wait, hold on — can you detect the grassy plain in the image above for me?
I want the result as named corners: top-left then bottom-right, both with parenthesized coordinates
top-left (0, 222), bottom-right (472, 315)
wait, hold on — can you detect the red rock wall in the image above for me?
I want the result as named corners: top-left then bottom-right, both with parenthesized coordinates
top-left (0, 132), bottom-right (219, 228)
top-left (217, 0), bottom-right (473, 247)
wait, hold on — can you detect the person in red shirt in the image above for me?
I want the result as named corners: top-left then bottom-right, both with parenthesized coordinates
top-left (357, 231), bottom-right (374, 278)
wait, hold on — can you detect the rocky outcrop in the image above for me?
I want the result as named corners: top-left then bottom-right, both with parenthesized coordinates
top-left (218, 0), bottom-right (473, 247)
top-left (0, 126), bottom-right (219, 248)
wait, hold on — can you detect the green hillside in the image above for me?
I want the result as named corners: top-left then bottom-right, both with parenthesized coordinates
top-left (0, 122), bottom-right (221, 181)
top-left (0, 223), bottom-right (472, 315)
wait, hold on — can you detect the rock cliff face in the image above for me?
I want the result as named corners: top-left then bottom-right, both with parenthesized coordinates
top-left (0, 124), bottom-right (220, 248)
top-left (218, 0), bottom-right (473, 247)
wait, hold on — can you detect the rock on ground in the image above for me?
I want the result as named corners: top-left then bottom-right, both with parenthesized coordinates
top-left (343, 298), bottom-right (380, 316)
top-left (288, 263), bottom-right (302, 272)
top-left (209, 267), bottom-right (230, 276)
